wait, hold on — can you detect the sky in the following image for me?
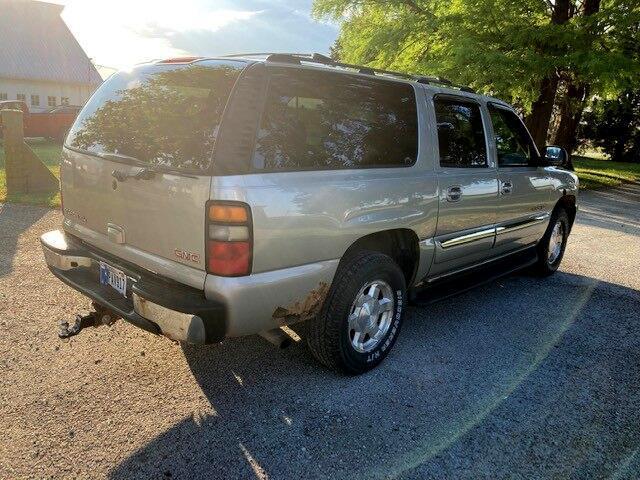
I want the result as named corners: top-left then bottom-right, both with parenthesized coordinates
top-left (54, 0), bottom-right (339, 76)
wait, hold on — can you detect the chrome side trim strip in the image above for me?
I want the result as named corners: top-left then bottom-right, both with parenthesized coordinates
top-left (439, 228), bottom-right (496, 249)
top-left (496, 214), bottom-right (549, 235)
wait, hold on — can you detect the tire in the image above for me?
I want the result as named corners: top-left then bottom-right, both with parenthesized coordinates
top-left (306, 251), bottom-right (406, 374)
top-left (533, 208), bottom-right (570, 276)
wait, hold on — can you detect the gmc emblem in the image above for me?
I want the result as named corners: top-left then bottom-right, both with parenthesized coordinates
top-left (174, 249), bottom-right (201, 264)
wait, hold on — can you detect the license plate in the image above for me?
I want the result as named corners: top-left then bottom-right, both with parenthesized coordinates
top-left (99, 261), bottom-right (127, 297)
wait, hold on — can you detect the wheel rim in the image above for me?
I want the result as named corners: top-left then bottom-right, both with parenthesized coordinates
top-left (348, 280), bottom-right (395, 353)
top-left (547, 220), bottom-right (565, 264)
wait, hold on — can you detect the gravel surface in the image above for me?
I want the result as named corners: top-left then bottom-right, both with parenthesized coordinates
top-left (1, 184), bottom-right (639, 480)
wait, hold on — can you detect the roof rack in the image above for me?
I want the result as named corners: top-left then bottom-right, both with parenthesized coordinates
top-left (222, 52), bottom-right (475, 93)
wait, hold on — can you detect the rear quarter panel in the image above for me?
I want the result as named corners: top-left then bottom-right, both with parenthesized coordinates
top-left (211, 168), bottom-right (439, 274)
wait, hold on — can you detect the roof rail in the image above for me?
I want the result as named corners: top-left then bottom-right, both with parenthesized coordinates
top-left (221, 52), bottom-right (312, 60)
top-left (222, 52), bottom-right (476, 93)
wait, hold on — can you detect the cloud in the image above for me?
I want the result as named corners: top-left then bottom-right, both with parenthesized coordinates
top-left (131, 8), bottom-right (262, 37)
top-left (138, 2), bottom-right (339, 58)
top-left (60, 0), bottom-right (338, 70)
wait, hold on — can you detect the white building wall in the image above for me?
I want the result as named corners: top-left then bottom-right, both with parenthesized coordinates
top-left (0, 78), bottom-right (97, 113)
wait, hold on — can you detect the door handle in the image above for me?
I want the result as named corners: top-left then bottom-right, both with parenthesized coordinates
top-left (446, 185), bottom-right (463, 202)
top-left (500, 181), bottom-right (513, 195)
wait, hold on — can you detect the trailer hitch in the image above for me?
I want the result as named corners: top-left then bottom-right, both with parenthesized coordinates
top-left (59, 302), bottom-right (120, 339)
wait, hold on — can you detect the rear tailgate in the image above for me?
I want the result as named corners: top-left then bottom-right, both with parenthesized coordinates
top-left (60, 59), bottom-right (247, 288)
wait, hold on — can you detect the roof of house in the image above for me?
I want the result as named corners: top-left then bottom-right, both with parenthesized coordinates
top-left (0, 0), bottom-right (102, 85)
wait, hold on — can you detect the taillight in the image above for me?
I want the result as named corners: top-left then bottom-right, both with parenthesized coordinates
top-left (205, 201), bottom-right (252, 276)
top-left (158, 56), bottom-right (204, 64)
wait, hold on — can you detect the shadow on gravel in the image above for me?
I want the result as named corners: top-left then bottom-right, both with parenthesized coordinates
top-left (0, 203), bottom-right (48, 278)
top-left (110, 272), bottom-right (640, 480)
top-left (577, 184), bottom-right (640, 235)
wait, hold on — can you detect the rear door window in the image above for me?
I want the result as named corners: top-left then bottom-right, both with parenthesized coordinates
top-left (252, 68), bottom-right (418, 171)
top-left (66, 60), bottom-right (245, 173)
top-left (488, 104), bottom-right (539, 167)
top-left (434, 97), bottom-right (488, 168)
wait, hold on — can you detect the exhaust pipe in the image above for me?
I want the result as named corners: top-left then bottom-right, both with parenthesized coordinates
top-left (259, 328), bottom-right (292, 349)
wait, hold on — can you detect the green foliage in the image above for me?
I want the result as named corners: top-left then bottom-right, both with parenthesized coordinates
top-left (313, 0), bottom-right (640, 112)
top-left (581, 89), bottom-right (640, 162)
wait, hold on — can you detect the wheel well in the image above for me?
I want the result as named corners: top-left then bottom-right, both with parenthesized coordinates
top-left (341, 229), bottom-right (420, 286)
top-left (555, 193), bottom-right (577, 231)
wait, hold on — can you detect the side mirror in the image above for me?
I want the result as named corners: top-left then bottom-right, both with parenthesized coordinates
top-left (543, 145), bottom-right (568, 167)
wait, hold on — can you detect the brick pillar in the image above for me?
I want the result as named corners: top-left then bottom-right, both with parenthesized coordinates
top-left (2, 109), bottom-right (28, 193)
top-left (1, 108), bottom-right (58, 195)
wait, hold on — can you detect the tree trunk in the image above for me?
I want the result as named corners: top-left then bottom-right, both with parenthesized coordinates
top-left (523, 0), bottom-right (571, 150)
top-left (612, 140), bottom-right (625, 162)
top-left (525, 74), bottom-right (560, 150)
top-left (552, 0), bottom-right (601, 159)
top-left (554, 82), bottom-right (588, 157)
top-left (583, 0), bottom-right (601, 16)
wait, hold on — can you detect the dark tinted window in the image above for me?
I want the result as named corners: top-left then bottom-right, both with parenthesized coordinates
top-left (488, 105), bottom-right (538, 166)
top-left (66, 60), bottom-right (245, 172)
top-left (434, 98), bottom-right (487, 168)
top-left (252, 69), bottom-right (418, 171)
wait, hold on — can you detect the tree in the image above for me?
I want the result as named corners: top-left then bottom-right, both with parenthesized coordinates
top-left (525, 0), bottom-right (571, 150)
top-left (313, 0), bottom-right (639, 151)
top-left (552, 0), bottom-right (640, 156)
top-left (580, 89), bottom-right (640, 162)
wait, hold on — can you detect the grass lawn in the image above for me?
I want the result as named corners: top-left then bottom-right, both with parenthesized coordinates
top-left (0, 139), bottom-right (62, 208)
top-left (573, 153), bottom-right (640, 190)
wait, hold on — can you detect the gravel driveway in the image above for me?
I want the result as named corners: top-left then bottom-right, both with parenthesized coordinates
top-left (1, 184), bottom-right (639, 480)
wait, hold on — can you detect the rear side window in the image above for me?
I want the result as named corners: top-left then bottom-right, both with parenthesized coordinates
top-left (252, 68), bottom-right (418, 171)
top-left (66, 60), bottom-right (245, 173)
top-left (434, 97), bottom-right (487, 168)
top-left (488, 105), bottom-right (538, 166)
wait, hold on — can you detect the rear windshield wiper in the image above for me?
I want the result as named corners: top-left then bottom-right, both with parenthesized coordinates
top-left (99, 152), bottom-right (145, 165)
top-left (101, 153), bottom-right (157, 182)
top-left (111, 167), bottom-right (156, 182)
top-left (100, 152), bottom-right (199, 180)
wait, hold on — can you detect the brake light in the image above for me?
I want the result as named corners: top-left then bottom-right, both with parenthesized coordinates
top-left (158, 56), bottom-right (204, 64)
top-left (206, 202), bottom-right (252, 276)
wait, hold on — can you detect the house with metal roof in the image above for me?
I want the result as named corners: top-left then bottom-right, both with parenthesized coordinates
top-left (0, 0), bottom-right (102, 112)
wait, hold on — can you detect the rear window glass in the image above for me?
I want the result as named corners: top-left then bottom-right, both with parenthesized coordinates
top-left (252, 68), bottom-right (418, 171)
top-left (66, 60), bottom-right (245, 172)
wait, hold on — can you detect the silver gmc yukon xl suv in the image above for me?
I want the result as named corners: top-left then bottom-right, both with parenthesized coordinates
top-left (41, 53), bottom-right (578, 374)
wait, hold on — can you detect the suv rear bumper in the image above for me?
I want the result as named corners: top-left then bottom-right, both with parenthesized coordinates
top-left (40, 230), bottom-right (226, 344)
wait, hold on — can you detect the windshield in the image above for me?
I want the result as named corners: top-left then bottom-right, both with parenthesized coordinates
top-left (66, 59), bottom-right (246, 172)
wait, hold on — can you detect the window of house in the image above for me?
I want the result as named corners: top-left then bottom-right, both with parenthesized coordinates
top-left (48, 96), bottom-right (57, 107)
top-left (0, 93), bottom-right (7, 101)
top-left (488, 104), bottom-right (539, 167)
top-left (31, 95), bottom-right (40, 107)
top-left (252, 68), bottom-right (418, 171)
top-left (61, 97), bottom-right (70, 106)
top-left (434, 97), bottom-right (488, 168)
top-left (17, 93), bottom-right (26, 102)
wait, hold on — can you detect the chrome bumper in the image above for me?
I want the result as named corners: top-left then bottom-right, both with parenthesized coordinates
top-left (40, 230), bottom-right (223, 344)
